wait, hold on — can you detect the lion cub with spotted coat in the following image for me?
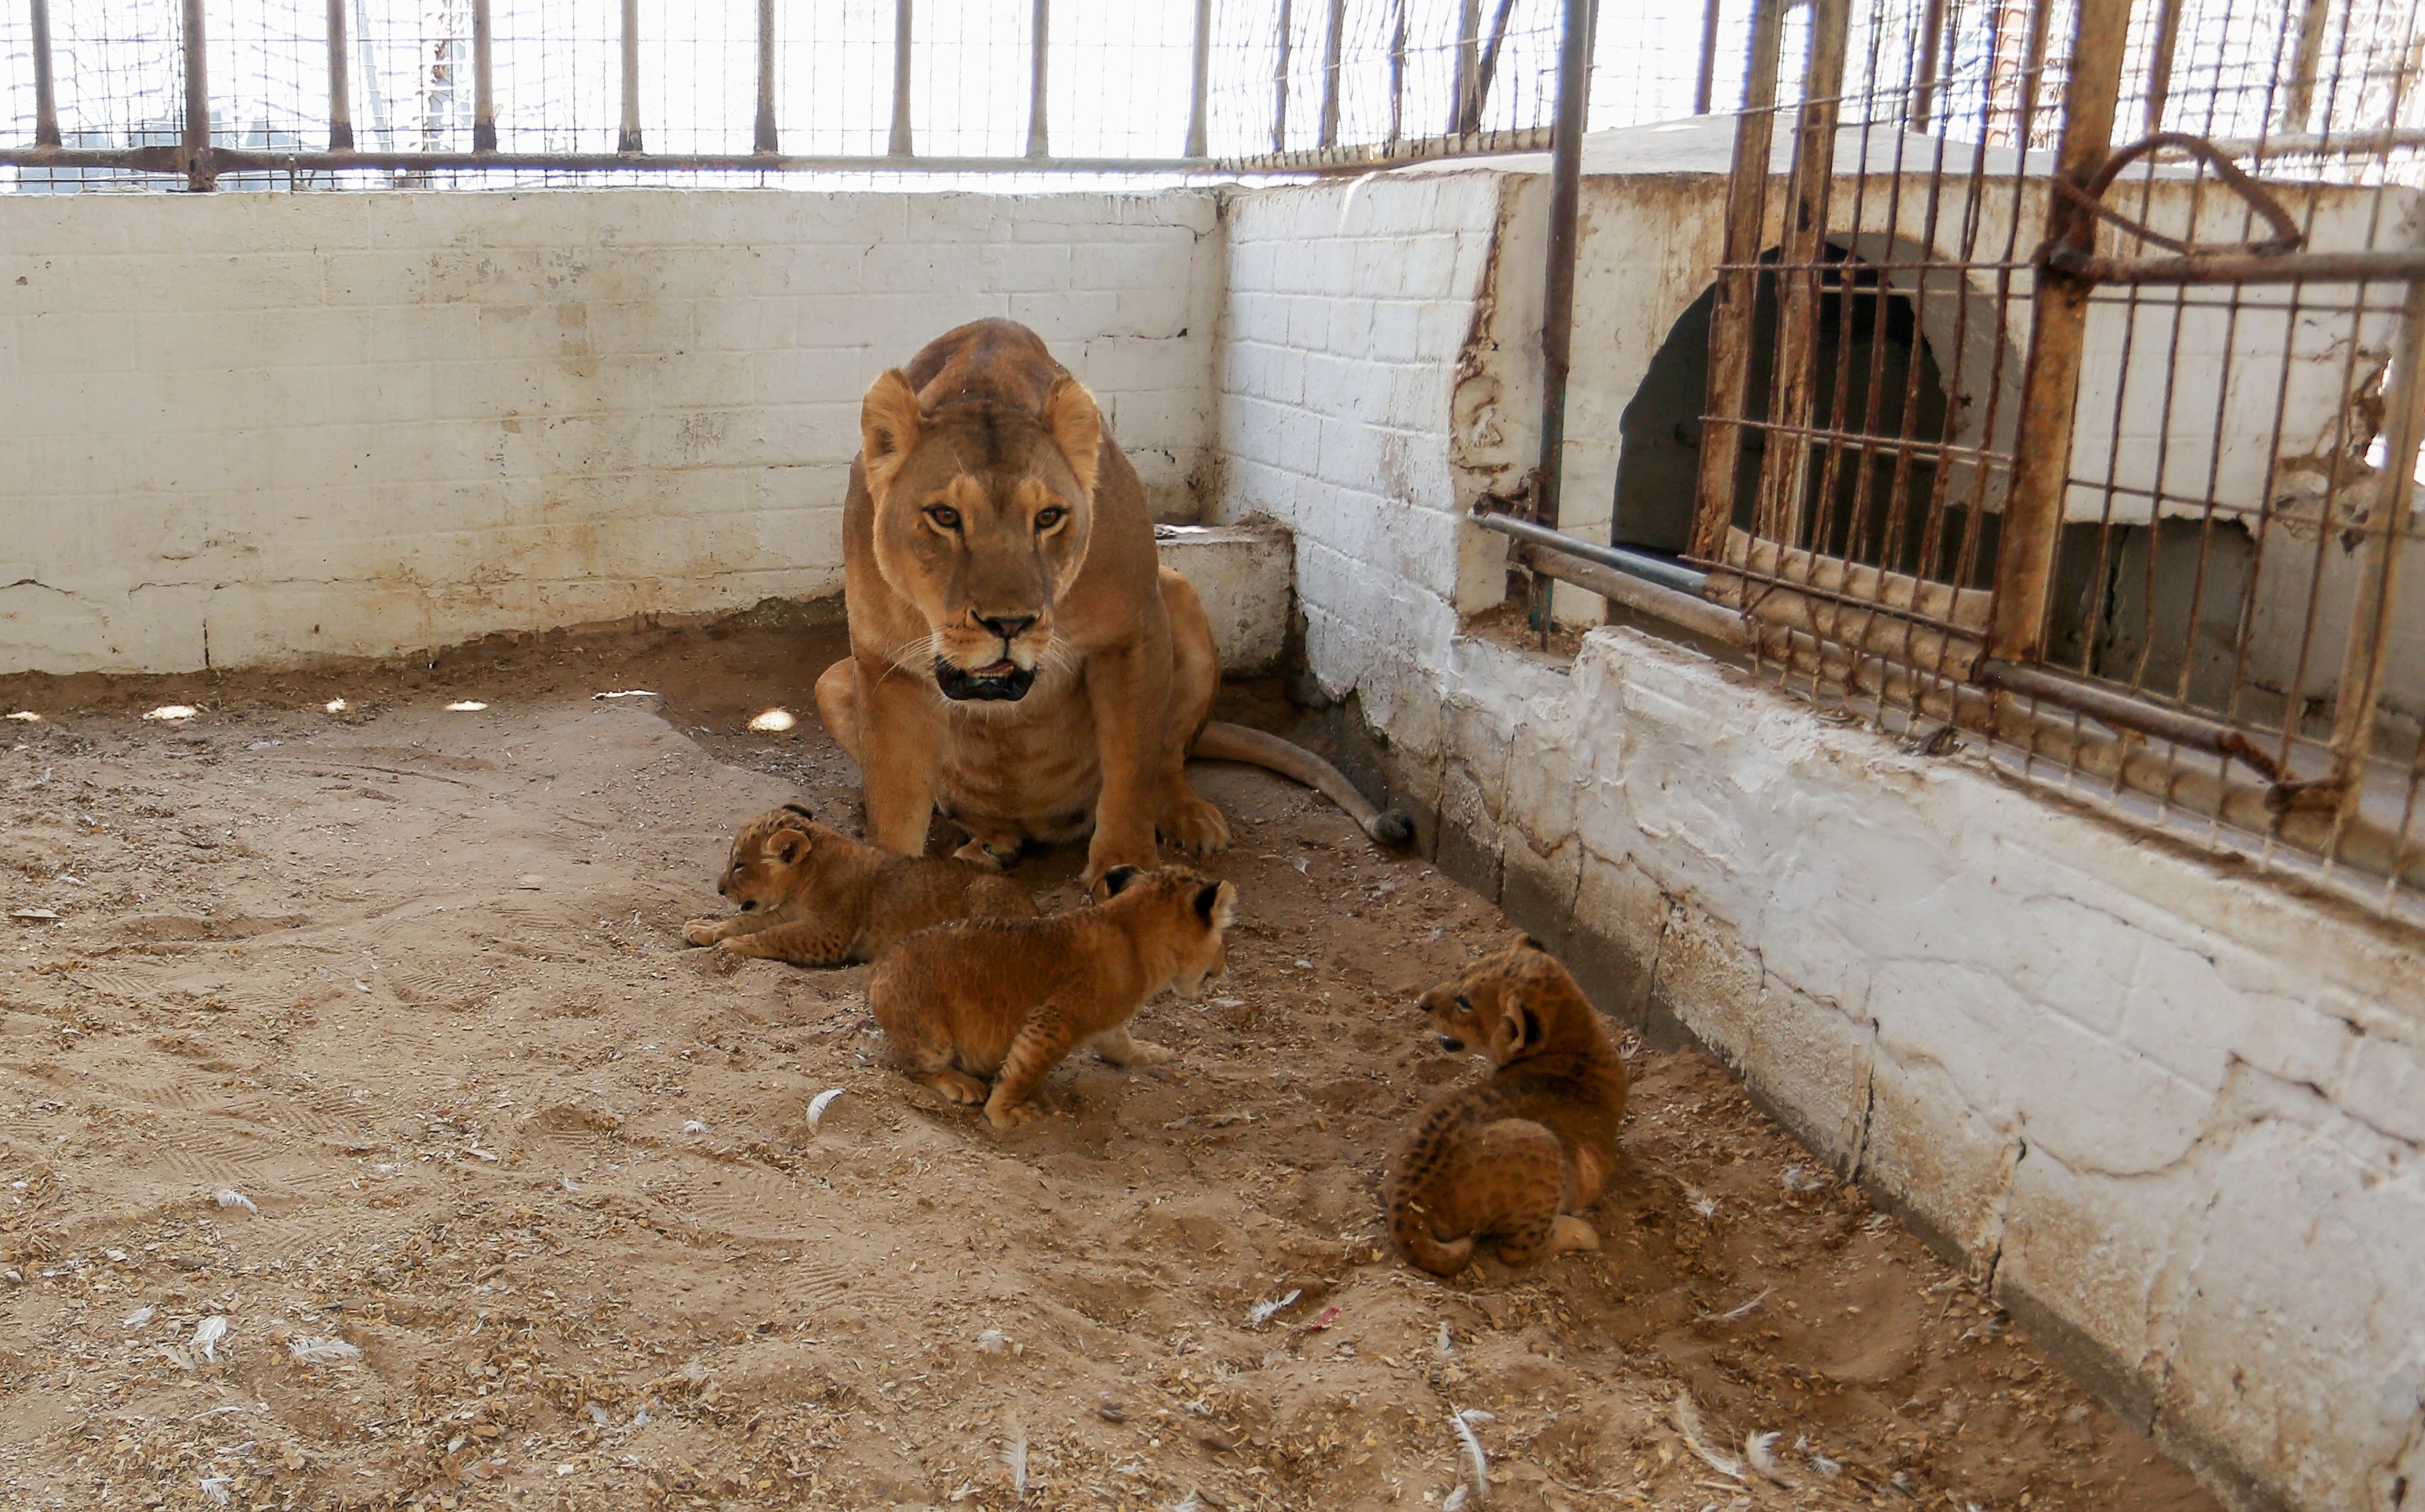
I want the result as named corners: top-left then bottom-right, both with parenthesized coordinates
top-left (683, 803), bottom-right (1035, 965)
top-left (867, 865), bottom-right (1234, 1130)
top-left (1387, 938), bottom-right (1628, 1276)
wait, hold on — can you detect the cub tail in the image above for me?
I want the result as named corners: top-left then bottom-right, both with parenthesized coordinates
top-left (1190, 720), bottom-right (1415, 848)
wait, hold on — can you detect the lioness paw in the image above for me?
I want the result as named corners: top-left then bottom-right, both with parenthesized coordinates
top-left (985, 1097), bottom-right (1039, 1131)
top-left (1121, 1038), bottom-right (1175, 1067)
top-left (1160, 792), bottom-right (1232, 854)
top-left (1550, 1215), bottom-right (1601, 1253)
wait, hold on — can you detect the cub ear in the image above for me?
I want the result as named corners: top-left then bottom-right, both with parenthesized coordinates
top-left (1501, 994), bottom-right (1544, 1054)
top-left (1195, 879), bottom-right (1237, 929)
top-left (782, 802), bottom-right (816, 822)
top-left (1041, 375), bottom-right (1103, 501)
top-left (1099, 864), bottom-right (1141, 897)
top-left (1514, 933), bottom-right (1546, 952)
top-left (861, 369), bottom-right (925, 501)
top-left (771, 828), bottom-right (812, 866)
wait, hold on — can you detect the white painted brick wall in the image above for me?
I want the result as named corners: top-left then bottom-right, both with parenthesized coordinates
top-left (0, 188), bottom-right (1220, 675)
top-left (1216, 167), bottom-right (2425, 1512)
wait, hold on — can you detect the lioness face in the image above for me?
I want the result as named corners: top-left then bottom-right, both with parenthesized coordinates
top-left (859, 368), bottom-right (1104, 703)
top-left (719, 806), bottom-right (818, 912)
top-left (1421, 938), bottom-right (1552, 1064)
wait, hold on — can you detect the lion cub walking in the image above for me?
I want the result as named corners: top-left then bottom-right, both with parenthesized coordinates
top-left (684, 803), bottom-right (1035, 966)
top-left (1386, 938), bottom-right (1629, 1276)
top-left (867, 866), bottom-right (1235, 1130)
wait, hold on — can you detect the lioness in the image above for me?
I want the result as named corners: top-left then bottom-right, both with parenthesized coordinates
top-left (682, 802), bottom-right (1036, 966)
top-left (864, 864), bottom-right (1234, 1130)
top-left (1385, 937), bottom-right (1629, 1276)
top-left (814, 319), bottom-right (1407, 884)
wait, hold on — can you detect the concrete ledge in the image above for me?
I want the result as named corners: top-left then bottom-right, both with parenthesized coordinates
top-left (1157, 520), bottom-right (1293, 676)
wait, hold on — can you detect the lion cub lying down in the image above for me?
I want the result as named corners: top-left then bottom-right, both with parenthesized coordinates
top-left (1386, 937), bottom-right (1629, 1276)
top-left (867, 865), bottom-right (1235, 1130)
top-left (683, 803), bottom-right (1035, 966)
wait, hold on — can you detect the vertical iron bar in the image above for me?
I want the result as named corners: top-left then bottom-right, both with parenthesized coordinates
top-left (753, 0), bottom-right (776, 153)
top-left (472, 0), bottom-right (495, 151)
top-left (182, 0), bottom-right (212, 188)
top-left (891, 0), bottom-right (913, 156)
top-left (2283, 0), bottom-right (2332, 133)
top-left (1187, 0), bottom-right (1211, 157)
top-left (1529, 0), bottom-right (1597, 630)
top-left (1272, 0), bottom-right (1293, 155)
top-left (2325, 279), bottom-right (2425, 816)
top-left (2143, 0), bottom-right (2183, 133)
top-left (327, 0), bottom-right (353, 150)
top-left (1693, 0), bottom-right (1724, 114)
top-left (1388, 0), bottom-right (1406, 145)
top-left (1026, 0), bottom-right (1048, 158)
top-left (30, 0), bottom-right (60, 147)
top-left (1466, 0), bottom-right (1519, 136)
top-left (1689, 0), bottom-right (1787, 560)
top-left (1750, 0), bottom-right (1849, 546)
top-left (1986, 0), bottom-right (2130, 663)
top-left (1453, 0), bottom-right (1481, 137)
top-left (1911, 0), bottom-right (1946, 131)
top-left (617, 0), bottom-right (641, 153)
top-left (1319, 0), bottom-right (1347, 150)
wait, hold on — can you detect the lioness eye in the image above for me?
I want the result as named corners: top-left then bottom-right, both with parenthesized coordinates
top-left (925, 504), bottom-right (961, 529)
top-left (1034, 506), bottom-right (1066, 530)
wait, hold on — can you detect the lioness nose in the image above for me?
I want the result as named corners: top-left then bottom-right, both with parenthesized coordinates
top-left (976, 613), bottom-right (1037, 642)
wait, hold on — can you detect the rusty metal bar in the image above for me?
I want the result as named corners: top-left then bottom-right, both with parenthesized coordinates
top-left (181, 0), bottom-right (211, 188)
top-left (1512, 544), bottom-right (1750, 646)
top-left (2202, 125), bottom-right (2425, 158)
top-left (0, 145), bottom-right (1219, 176)
top-left (1693, 0), bottom-right (1724, 114)
top-left (1026, 0), bottom-right (1048, 158)
top-left (1910, 0), bottom-right (1946, 131)
top-left (29, 0), bottom-right (58, 147)
top-left (1749, 0), bottom-right (1849, 546)
top-left (472, 0), bottom-right (496, 152)
top-left (1985, 0), bottom-right (2130, 663)
top-left (1186, 0), bottom-right (1212, 158)
top-left (753, 0), bottom-right (775, 154)
top-left (617, 0), bottom-right (641, 153)
top-left (890, 0), bottom-right (913, 156)
top-left (1531, 0), bottom-right (1596, 591)
top-left (2143, 0), bottom-right (2183, 133)
top-left (2051, 247), bottom-right (2425, 284)
top-left (1474, 508), bottom-right (1712, 595)
top-left (1462, 0), bottom-right (1519, 137)
top-left (1319, 0), bottom-right (1347, 150)
top-left (326, 0), bottom-right (353, 150)
top-left (2322, 279), bottom-right (2425, 818)
top-left (2283, 0), bottom-right (2333, 133)
top-left (1976, 659), bottom-right (2288, 782)
top-left (1689, 0), bottom-right (1787, 561)
top-left (1272, 0), bottom-right (1293, 154)
top-left (1453, 0), bottom-right (1480, 136)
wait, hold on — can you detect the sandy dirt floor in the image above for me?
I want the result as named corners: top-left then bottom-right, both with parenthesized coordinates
top-left (0, 606), bottom-right (2220, 1512)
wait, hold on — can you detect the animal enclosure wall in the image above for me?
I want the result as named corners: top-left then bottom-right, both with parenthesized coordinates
top-left (0, 187), bottom-right (1221, 675)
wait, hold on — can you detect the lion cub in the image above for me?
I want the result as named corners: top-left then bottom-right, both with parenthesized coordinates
top-left (1386, 937), bottom-right (1629, 1276)
top-left (866, 865), bottom-right (1235, 1130)
top-left (683, 803), bottom-right (1035, 966)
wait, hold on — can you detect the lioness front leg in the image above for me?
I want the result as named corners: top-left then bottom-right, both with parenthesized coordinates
top-left (1087, 1026), bottom-right (1175, 1068)
top-left (1155, 566), bottom-right (1231, 855)
top-left (854, 659), bottom-right (946, 857)
top-left (1080, 637), bottom-right (1171, 885)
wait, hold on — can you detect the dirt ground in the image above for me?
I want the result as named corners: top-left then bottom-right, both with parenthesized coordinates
top-left (0, 604), bottom-right (2219, 1512)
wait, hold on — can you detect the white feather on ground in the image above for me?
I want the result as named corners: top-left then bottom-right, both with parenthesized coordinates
top-left (806, 1088), bottom-right (846, 1130)
top-left (1671, 1391), bottom-right (1744, 1480)
top-left (191, 1316), bottom-right (229, 1363)
top-left (1246, 1288), bottom-right (1301, 1327)
top-left (288, 1337), bottom-right (362, 1365)
top-left (214, 1190), bottom-right (256, 1213)
top-left (1745, 1428), bottom-right (1796, 1485)
top-left (1002, 1426), bottom-right (1027, 1499)
top-left (1452, 1408), bottom-right (1493, 1503)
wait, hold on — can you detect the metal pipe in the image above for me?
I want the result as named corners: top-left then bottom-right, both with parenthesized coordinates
top-left (1463, 0), bottom-right (1518, 137)
top-left (181, 0), bottom-right (212, 189)
top-left (29, 0), bottom-right (57, 148)
top-left (1910, 0), bottom-right (1946, 131)
top-left (1025, 0), bottom-right (1048, 158)
top-left (1986, 0), bottom-right (2130, 663)
top-left (2283, 0), bottom-right (2332, 134)
top-left (753, 0), bottom-right (776, 154)
top-left (326, 0), bottom-right (354, 150)
top-left (1689, 0), bottom-right (1786, 562)
top-left (891, 0), bottom-right (913, 156)
top-left (1272, 0), bottom-right (1293, 155)
top-left (0, 146), bottom-right (1220, 175)
top-left (2050, 246), bottom-right (2425, 285)
top-left (617, 0), bottom-right (641, 153)
top-left (1693, 0), bottom-right (1724, 115)
top-left (2142, 0), bottom-right (2183, 133)
top-left (1387, 0), bottom-right (1406, 146)
top-left (1186, 0), bottom-right (1211, 158)
top-left (1528, 0), bottom-right (1595, 632)
top-left (1453, 0), bottom-right (1480, 137)
top-left (472, 0), bottom-right (496, 152)
top-left (1319, 0), bottom-right (1347, 150)
top-left (1475, 509), bottom-right (1712, 596)
top-left (1512, 544), bottom-right (1749, 646)
top-left (1975, 659), bottom-right (2288, 783)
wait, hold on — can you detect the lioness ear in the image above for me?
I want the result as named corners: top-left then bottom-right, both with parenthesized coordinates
top-left (861, 369), bottom-right (925, 501)
top-left (1041, 375), bottom-right (1102, 500)
top-left (1196, 880), bottom-right (1236, 929)
top-left (1099, 865), bottom-right (1141, 897)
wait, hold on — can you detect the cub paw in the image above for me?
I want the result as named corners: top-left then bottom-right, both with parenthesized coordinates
top-left (681, 918), bottom-right (727, 946)
top-left (985, 1097), bottom-right (1039, 1131)
top-left (924, 1071), bottom-right (989, 1106)
top-left (1549, 1215), bottom-right (1601, 1253)
top-left (1159, 790), bottom-right (1232, 854)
